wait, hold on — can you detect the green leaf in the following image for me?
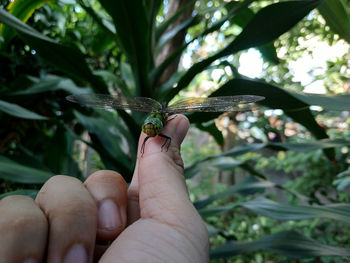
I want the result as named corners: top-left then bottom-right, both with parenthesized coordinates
top-left (0, 8), bottom-right (108, 93)
top-left (90, 28), bottom-right (115, 56)
top-left (195, 121), bottom-right (224, 146)
top-left (156, 15), bottom-right (199, 53)
top-left (164, 0), bottom-right (323, 101)
top-left (270, 139), bottom-right (350, 152)
top-left (77, 0), bottom-right (116, 37)
top-left (43, 126), bottom-right (72, 175)
top-left (98, 0), bottom-right (151, 96)
top-left (186, 139), bottom-right (350, 181)
top-left (210, 231), bottom-right (350, 259)
top-left (333, 169), bottom-right (350, 191)
top-left (318, 0), bottom-right (350, 44)
top-left (77, 0), bottom-right (117, 56)
top-left (0, 189), bottom-right (38, 199)
top-left (0, 99), bottom-right (48, 120)
top-left (201, 0), bottom-right (256, 37)
top-left (226, 0), bottom-right (323, 54)
top-left (292, 91), bottom-right (350, 111)
top-left (223, 139), bottom-right (350, 157)
top-left (200, 197), bottom-right (350, 223)
top-left (155, 0), bottom-right (195, 41)
top-left (0, 0), bottom-right (48, 49)
top-left (120, 62), bottom-right (136, 93)
top-left (73, 110), bottom-right (136, 180)
top-left (94, 70), bottom-right (132, 97)
top-left (0, 155), bottom-right (53, 183)
top-left (194, 177), bottom-right (275, 209)
top-left (190, 78), bottom-right (340, 143)
top-left (153, 0), bottom-right (255, 91)
top-left (184, 143), bottom-right (265, 179)
top-left (229, 3), bottom-right (279, 64)
top-left (185, 156), bottom-right (244, 179)
top-left (258, 42), bottom-right (279, 64)
top-left (10, 75), bottom-right (91, 95)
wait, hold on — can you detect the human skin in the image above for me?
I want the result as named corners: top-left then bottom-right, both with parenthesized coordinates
top-left (0, 114), bottom-right (209, 263)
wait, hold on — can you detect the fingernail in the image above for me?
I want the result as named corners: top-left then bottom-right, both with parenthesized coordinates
top-left (176, 117), bottom-right (189, 143)
top-left (98, 199), bottom-right (120, 230)
top-left (63, 244), bottom-right (88, 263)
top-left (22, 259), bottom-right (37, 263)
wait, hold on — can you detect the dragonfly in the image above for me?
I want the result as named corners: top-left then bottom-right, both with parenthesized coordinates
top-left (66, 94), bottom-right (264, 156)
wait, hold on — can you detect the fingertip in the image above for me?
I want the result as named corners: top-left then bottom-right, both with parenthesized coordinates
top-left (136, 114), bottom-right (189, 157)
top-left (85, 170), bottom-right (127, 199)
top-left (175, 115), bottom-right (190, 145)
top-left (84, 170), bottom-right (128, 241)
top-left (0, 195), bottom-right (48, 262)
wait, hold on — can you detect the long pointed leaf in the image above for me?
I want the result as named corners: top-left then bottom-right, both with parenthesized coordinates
top-left (156, 15), bottom-right (199, 53)
top-left (318, 0), bottom-right (350, 44)
top-left (0, 156), bottom-right (53, 183)
top-left (194, 177), bottom-right (275, 209)
top-left (200, 197), bottom-right (350, 223)
top-left (0, 99), bottom-right (48, 120)
top-left (155, 0), bottom-right (195, 41)
top-left (210, 231), bottom-right (350, 259)
top-left (10, 75), bottom-right (90, 95)
top-left (189, 78), bottom-right (341, 143)
top-left (98, 0), bottom-right (151, 96)
top-left (186, 139), bottom-right (350, 182)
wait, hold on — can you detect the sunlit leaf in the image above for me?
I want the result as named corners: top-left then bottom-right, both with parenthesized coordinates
top-left (0, 0), bottom-right (49, 49)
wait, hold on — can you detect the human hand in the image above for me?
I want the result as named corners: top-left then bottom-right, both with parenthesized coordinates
top-left (0, 114), bottom-right (209, 263)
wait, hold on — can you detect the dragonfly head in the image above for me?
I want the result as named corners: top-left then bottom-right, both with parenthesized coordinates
top-left (142, 117), bottom-right (164, 137)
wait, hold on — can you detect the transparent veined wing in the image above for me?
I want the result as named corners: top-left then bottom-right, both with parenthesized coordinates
top-left (66, 94), bottom-right (162, 112)
top-left (166, 95), bottom-right (265, 113)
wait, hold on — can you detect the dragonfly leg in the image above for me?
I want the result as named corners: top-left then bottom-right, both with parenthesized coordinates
top-left (158, 133), bottom-right (171, 152)
top-left (141, 136), bottom-right (151, 157)
top-left (167, 115), bottom-right (177, 122)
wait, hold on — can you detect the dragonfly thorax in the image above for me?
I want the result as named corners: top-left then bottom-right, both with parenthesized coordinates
top-left (141, 112), bottom-right (168, 137)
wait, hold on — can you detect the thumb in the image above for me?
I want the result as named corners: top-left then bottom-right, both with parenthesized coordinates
top-left (137, 114), bottom-right (193, 221)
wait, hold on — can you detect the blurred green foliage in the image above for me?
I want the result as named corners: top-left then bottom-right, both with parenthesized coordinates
top-left (1, 0), bottom-right (350, 261)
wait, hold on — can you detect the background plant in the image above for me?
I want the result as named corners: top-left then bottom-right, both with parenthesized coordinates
top-left (1, 0), bottom-right (350, 261)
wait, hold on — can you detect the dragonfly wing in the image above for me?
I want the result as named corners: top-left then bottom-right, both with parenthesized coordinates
top-left (66, 94), bottom-right (161, 112)
top-left (166, 95), bottom-right (264, 113)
